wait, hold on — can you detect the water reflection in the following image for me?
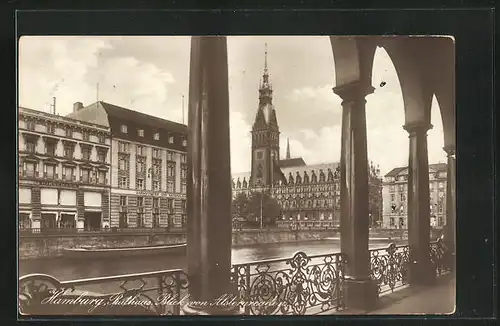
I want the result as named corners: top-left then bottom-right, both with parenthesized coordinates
top-left (19, 240), bottom-right (393, 282)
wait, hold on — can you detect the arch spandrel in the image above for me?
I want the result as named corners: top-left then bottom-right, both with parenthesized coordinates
top-left (379, 38), bottom-right (434, 125)
top-left (329, 37), bottom-right (377, 87)
top-left (430, 38), bottom-right (456, 150)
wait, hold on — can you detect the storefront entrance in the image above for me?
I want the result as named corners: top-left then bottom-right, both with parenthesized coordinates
top-left (59, 213), bottom-right (76, 229)
top-left (19, 213), bottom-right (30, 230)
top-left (84, 211), bottom-right (102, 230)
top-left (41, 213), bottom-right (57, 230)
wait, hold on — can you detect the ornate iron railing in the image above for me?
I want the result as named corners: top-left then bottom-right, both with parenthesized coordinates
top-left (369, 243), bottom-right (410, 294)
top-left (231, 251), bottom-right (346, 315)
top-left (430, 238), bottom-right (453, 276)
top-left (19, 269), bottom-right (188, 316)
top-left (369, 238), bottom-right (452, 295)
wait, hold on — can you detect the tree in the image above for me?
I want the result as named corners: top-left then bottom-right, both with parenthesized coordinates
top-left (231, 192), bottom-right (250, 220)
top-left (246, 191), bottom-right (282, 227)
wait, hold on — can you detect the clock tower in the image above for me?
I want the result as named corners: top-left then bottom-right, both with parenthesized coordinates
top-left (250, 43), bottom-right (281, 188)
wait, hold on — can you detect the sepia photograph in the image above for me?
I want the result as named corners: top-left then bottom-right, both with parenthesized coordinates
top-left (18, 35), bottom-right (455, 316)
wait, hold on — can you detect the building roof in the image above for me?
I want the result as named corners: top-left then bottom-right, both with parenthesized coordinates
top-left (384, 167), bottom-right (407, 178)
top-left (67, 101), bottom-right (187, 150)
top-left (384, 163), bottom-right (448, 177)
top-left (19, 106), bottom-right (109, 131)
top-left (278, 157), bottom-right (307, 168)
top-left (280, 162), bottom-right (339, 180)
top-left (98, 101), bottom-right (187, 134)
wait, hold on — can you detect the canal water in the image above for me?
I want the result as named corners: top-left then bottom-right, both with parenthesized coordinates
top-left (19, 239), bottom-right (395, 281)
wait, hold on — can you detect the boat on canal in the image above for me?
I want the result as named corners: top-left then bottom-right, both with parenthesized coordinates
top-left (62, 243), bottom-right (187, 259)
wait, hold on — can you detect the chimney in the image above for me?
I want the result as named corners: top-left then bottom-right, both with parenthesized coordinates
top-left (73, 102), bottom-right (83, 112)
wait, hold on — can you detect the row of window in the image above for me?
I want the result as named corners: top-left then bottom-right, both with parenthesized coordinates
top-left (20, 161), bottom-right (107, 184)
top-left (118, 142), bottom-right (187, 161)
top-left (389, 182), bottom-right (445, 193)
top-left (24, 138), bottom-right (107, 163)
top-left (24, 120), bottom-right (106, 144)
top-left (117, 176), bottom-right (187, 193)
top-left (118, 212), bottom-right (187, 229)
top-left (120, 125), bottom-right (187, 146)
top-left (281, 198), bottom-right (339, 209)
top-left (388, 215), bottom-right (445, 227)
top-left (119, 155), bottom-right (186, 177)
top-left (119, 196), bottom-right (186, 210)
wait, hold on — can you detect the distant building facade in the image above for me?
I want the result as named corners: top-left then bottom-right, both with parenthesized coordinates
top-left (231, 49), bottom-right (383, 228)
top-left (18, 107), bottom-right (111, 231)
top-left (382, 163), bottom-right (447, 229)
top-left (67, 101), bottom-right (188, 228)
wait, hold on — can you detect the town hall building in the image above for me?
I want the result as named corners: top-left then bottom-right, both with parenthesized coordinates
top-left (231, 48), bottom-right (383, 228)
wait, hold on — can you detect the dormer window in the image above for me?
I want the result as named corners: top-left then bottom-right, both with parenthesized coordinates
top-left (121, 125), bottom-right (128, 133)
top-left (154, 132), bottom-right (160, 140)
top-left (168, 136), bottom-right (174, 144)
top-left (138, 129), bottom-right (144, 137)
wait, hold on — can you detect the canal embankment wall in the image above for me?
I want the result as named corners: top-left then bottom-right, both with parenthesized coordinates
top-left (19, 229), bottom-right (342, 260)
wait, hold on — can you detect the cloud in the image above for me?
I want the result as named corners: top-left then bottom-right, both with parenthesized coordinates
top-left (229, 111), bottom-right (253, 174)
top-left (282, 126), bottom-right (342, 165)
top-left (19, 36), bottom-right (181, 123)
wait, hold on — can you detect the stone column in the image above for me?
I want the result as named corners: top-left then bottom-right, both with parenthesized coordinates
top-left (403, 122), bottom-right (435, 285)
top-left (333, 81), bottom-right (378, 310)
top-left (443, 146), bottom-right (456, 268)
top-left (182, 36), bottom-right (237, 315)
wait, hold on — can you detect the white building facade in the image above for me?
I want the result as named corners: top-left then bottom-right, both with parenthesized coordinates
top-left (18, 107), bottom-right (111, 231)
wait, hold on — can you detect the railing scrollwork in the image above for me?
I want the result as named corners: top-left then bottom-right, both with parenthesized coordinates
top-left (231, 251), bottom-right (346, 315)
top-left (19, 269), bottom-right (189, 316)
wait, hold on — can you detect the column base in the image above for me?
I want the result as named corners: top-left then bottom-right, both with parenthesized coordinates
top-left (182, 304), bottom-right (240, 316)
top-left (344, 277), bottom-right (379, 311)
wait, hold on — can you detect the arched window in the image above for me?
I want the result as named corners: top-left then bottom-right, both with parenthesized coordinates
top-left (257, 164), bottom-right (263, 178)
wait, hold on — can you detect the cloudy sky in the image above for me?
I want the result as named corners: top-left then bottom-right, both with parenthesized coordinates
top-left (18, 36), bottom-right (447, 175)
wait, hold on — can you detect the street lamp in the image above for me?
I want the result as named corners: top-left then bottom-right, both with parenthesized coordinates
top-left (260, 194), bottom-right (263, 230)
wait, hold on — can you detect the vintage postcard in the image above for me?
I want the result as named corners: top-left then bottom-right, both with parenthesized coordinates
top-left (18, 35), bottom-right (455, 316)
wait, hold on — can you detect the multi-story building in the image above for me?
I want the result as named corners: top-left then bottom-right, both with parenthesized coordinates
top-left (382, 163), bottom-right (447, 229)
top-left (67, 101), bottom-right (188, 228)
top-left (231, 49), bottom-right (383, 228)
top-left (18, 107), bottom-right (111, 231)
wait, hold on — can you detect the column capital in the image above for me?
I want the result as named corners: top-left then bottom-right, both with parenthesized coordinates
top-left (403, 122), bottom-right (433, 134)
top-left (443, 146), bottom-right (456, 157)
top-left (332, 80), bottom-right (375, 103)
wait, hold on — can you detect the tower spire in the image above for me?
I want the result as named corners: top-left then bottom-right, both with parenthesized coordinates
top-left (286, 137), bottom-right (291, 159)
top-left (264, 42), bottom-right (268, 74)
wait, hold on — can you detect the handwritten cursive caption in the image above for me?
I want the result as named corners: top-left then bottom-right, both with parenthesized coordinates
top-left (41, 289), bottom-right (283, 313)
